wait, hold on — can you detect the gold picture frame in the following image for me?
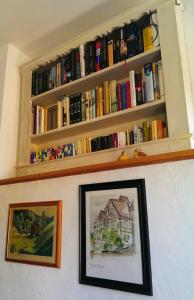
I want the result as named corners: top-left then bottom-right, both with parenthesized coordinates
top-left (5, 200), bottom-right (62, 268)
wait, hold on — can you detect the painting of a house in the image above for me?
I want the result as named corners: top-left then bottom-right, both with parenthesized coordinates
top-left (90, 195), bottom-right (135, 255)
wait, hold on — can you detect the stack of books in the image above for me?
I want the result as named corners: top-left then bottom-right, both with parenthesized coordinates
top-left (30, 118), bottom-right (167, 164)
top-left (32, 60), bottom-right (164, 135)
top-left (31, 11), bottom-right (160, 97)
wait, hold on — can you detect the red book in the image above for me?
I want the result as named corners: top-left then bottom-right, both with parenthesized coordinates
top-left (116, 83), bottom-right (122, 111)
top-left (126, 80), bottom-right (131, 108)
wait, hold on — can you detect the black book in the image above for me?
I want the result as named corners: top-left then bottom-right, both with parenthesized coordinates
top-left (130, 130), bottom-right (134, 144)
top-left (75, 48), bottom-right (81, 80)
top-left (109, 27), bottom-right (121, 64)
top-left (84, 41), bottom-right (96, 75)
top-left (101, 35), bottom-right (108, 69)
top-left (31, 72), bottom-right (36, 96)
top-left (119, 27), bottom-right (127, 61)
top-left (124, 22), bottom-right (142, 58)
top-left (62, 53), bottom-right (72, 83)
top-left (135, 73), bottom-right (143, 105)
top-left (70, 95), bottom-right (74, 125)
top-left (70, 48), bottom-right (76, 81)
top-left (73, 94), bottom-right (78, 124)
top-left (76, 93), bottom-right (82, 123)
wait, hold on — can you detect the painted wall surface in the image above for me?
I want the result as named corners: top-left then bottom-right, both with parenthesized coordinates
top-left (0, 44), bottom-right (29, 179)
top-left (0, 160), bottom-right (193, 300)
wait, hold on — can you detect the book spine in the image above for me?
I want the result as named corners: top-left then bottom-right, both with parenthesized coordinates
top-left (81, 94), bottom-right (86, 121)
top-left (126, 80), bottom-right (131, 108)
top-left (135, 73), bottom-right (143, 105)
top-left (116, 83), bottom-right (122, 111)
top-left (99, 86), bottom-right (104, 116)
top-left (95, 39), bottom-right (101, 71)
top-left (151, 120), bottom-right (158, 140)
top-left (75, 48), bottom-right (81, 80)
top-left (129, 70), bottom-right (136, 107)
top-left (143, 25), bottom-right (153, 51)
top-left (157, 60), bottom-right (165, 98)
top-left (85, 91), bottom-right (90, 120)
top-left (40, 107), bottom-right (45, 133)
top-left (152, 62), bottom-right (160, 100)
top-left (110, 80), bottom-right (117, 113)
top-left (144, 63), bottom-right (155, 102)
top-left (103, 81), bottom-right (110, 115)
top-left (44, 107), bottom-right (48, 132)
top-left (79, 44), bottom-right (85, 77)
top-left (77, 94), bottom-right (82, 123)
top-left (121, 82), bottom-right (127, 110)
top-left (91, 89), bottom-right (96, 118)
top-left (57, 100), bottom-right (62, 128)
top-left (143, 121), bottom-right (150, 142)
top-left (108, 40), bottom-right (114, 66)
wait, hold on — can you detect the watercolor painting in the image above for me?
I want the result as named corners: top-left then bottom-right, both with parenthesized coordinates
top-left (79, 179), bottom-right (152, 295)
top-left (6, 201), bottom-right (62, 267)
top-left (90, 195), bottom-right (135, 256)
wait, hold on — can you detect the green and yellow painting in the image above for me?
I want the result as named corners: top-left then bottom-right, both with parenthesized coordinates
top-left (7, 205), bottom-right (58, 263)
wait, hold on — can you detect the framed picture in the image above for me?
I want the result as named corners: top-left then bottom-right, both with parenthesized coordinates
top-left (5, 200), bottom-right (62, 268)
top-left (79, 179), bottom-right (152, 295)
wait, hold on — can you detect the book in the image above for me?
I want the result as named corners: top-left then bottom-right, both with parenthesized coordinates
top-left (126, 80), bottom-right (131, 108)
top-left (57, 100), bottom-right (62, 128)
top-left (129, 70), bottom-right (136, 107)
top-left (116, 83), bottom-right (122, 111)
top-left (152, 62), bottom-right (160, 100)
top-left (144, 63), bottom-right (155, 102)
top-left (135, 73), bottom-right (143, 105)
top-left (143, 121), bottom-right (150, 142)
top-left (98, 86), bottom-right (104, 116)
top-left (91, 89), bottom-right (96, 119)
top-left (108, 40), bottom-right (114, 66)
top-left (95, 38), bottom-right (102, 72)
top-left (109, 80), bottom-right (117, 113)
top-left (79, 44), bottom-right (85, 77)
top-left (143, 25), bottom-right (153, 51)
top-left (103, 81), bottom-right (110, 115)
top-left (121, 82), bottom-right (127, 110)
top-left (81, 94), bottom-right (86, 121)
top-left (125, 22), bottom-right (143, 57)
top-left (85, 41), bottom-right (96, 75)
top-left (157, 60), bottom-right (164, 97)
top-left (62, 96), bottom-right (70, 126)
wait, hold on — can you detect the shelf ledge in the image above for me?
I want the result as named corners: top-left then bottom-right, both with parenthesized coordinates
top-left (0, 149), bottom-right (194, 185)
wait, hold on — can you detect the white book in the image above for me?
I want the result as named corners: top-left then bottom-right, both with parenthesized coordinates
top-left (79, 44), bottom-right (85, 77)
top-left (129, 70), bottom-right (136, 107)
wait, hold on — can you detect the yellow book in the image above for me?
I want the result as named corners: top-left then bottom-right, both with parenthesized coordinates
top-left (143, 26), bottom-right (153, 51)
top-left (66, 96), bottom-right (70, 126)
top-left (108, 41), bottom-right (114, 66)
top-left (57, 100), bottom-right (62, 128)
top-left (96, 87), bottom-right (100, 117)
top-left (103, 81), bottom-right (110, 115)
top-left (151, 120), bottom-right (157, 140)
top-left (99, 86), bottom-right (104, 117)
top-left (44, 107), bottom-right (48, 132)
top-left (40, 107), bottom-right (45, 133)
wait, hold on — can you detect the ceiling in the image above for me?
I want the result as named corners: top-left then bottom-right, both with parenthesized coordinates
top-left (0, 0), bottom-right (146, 58)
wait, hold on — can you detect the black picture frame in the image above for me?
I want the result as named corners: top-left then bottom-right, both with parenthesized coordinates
top-left (79, 179), bottom-right (152, 296)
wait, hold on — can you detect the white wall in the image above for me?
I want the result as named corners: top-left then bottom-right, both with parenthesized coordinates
top-left (0, 160), bottom-right (193, 300)
top-left (0, 44), bottom-right (29, 179)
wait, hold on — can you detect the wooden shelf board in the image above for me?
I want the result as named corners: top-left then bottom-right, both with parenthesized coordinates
top-left (1, 149), bottom-right (194, 186)
top-left (31, 98), bottom-right (165, 143)
top-left (31, 47), bottom-right (161, 107)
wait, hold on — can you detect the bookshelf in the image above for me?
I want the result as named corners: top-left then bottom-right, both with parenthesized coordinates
top-left (17, 0), bottom-right (193, 176)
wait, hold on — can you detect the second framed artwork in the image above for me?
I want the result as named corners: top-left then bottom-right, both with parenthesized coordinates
top-left (79, 179), bottom-right (152, 295)
top-left (5, 200), bottom-right (62, 268)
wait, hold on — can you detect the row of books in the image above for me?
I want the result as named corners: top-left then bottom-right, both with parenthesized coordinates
top-left (30, 119), bottom-right (166, 163)
top-left (32, 61), bottom-right (164, 135)
top-left (31, 11), bottom-right (160, 96)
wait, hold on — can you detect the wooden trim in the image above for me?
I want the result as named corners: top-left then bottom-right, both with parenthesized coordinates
top-left (0, 149), bottom-right (194, 186)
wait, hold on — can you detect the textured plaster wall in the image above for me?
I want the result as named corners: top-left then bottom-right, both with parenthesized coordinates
top-left (0, 44), bottom-right (29, 179)
top-left (0, 160), bottom-right (193, 300)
